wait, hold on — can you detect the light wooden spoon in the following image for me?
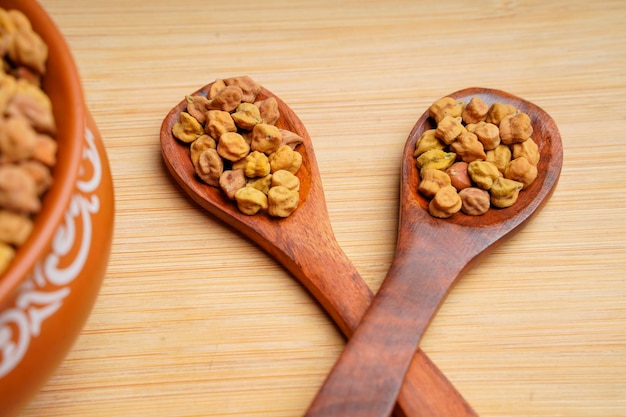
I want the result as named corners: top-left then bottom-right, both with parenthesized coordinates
top-left (160, 82), bottom-right (478, 417)
top-left (304, 87), bottom-right (564, 417)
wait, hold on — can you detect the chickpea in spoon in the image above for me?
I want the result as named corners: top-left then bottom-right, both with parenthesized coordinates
top-left (416, 95), bottom-right (541, 217)
top-left (305, 87), bottom-right (563, 417)
top-left (160, 77), bottom-right (481, 417)
top-left (170, 75), bottom-right (304, 218)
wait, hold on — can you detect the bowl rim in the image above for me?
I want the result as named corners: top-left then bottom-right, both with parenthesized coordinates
top-left (0, 0), bottom-right (86, 302)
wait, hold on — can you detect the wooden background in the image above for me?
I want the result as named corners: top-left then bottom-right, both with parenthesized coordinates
top-left (19, 0), bottom-right (626, 416)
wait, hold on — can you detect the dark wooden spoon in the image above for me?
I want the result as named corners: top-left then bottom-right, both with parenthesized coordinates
top-left (304, 87), bottom-right (564, 417)
top-left (160, 83), bottom-right (478, 417)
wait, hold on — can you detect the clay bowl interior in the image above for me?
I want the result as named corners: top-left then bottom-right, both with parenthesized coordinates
top-left (0, 0), bottom-right (85, 303)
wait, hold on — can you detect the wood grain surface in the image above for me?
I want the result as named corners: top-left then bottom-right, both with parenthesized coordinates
top-left (18, 0), bottom-right (626, 416)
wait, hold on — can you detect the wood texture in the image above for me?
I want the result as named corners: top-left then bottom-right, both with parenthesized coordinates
top-left (18, 1), bottom-right (626, 416)
top-left (304, 88), bottom-right (563, 417)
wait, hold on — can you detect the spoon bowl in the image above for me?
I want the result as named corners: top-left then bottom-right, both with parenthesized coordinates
top-left (160, 81), bottom-right (479, 417)
top-left (305, 87), bottom-right (563, 417)
top-left (161, 85), bottom-right (314, 231)
top-left (405, 87), bottom-right (562, 228)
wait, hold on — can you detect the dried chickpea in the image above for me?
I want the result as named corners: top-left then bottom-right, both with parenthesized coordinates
top-left (185, 95), bottom-right (210, 124)
top-left (449, 130), bottom-right (486, 163)
top-left (208, 79), bottom-right (227, 99)
top-left (207, 85), bottom-right (243, 112)
top-left (194, 148), bottom-right (223, 187)
top-left (435, 115), bottom-right (464, 145)
top-left (11, 31), bottom-right (47, 75)
top-left (428, 185), bottom-right (462, 218)
top-left (0, 74), bottom-right (17, 113)
top-left (251, 123), bottom-right (282, 155)
top-left (268, 185), bottom-right (299, 218)
top-left (240, 150), bottom-right (271, 178)
top-left (429, 97), bottom-right (464, 123)
top-left (499, 112), bottom-right (533, 145)
top-left (467, 121), bottom-right (500, 151)
top-left (15, 77), bottom-right (52, 106)
top-left (269, 144), bottom-right (302, 174)
top-left (217, 132), bottom-right (250, 162)
top-left (8, 79), bottom-right (56, 134)
top-left (4, 9), bottom-right (48, 74)
top-left (416, 149), bottom-right (456, 172)
top-left (414, 129), bottom-right (444, 157)
top-left (461, 96), bottom-right (489, 124)
top-left (219, 169), bottom-right (246, 200)
top-left (247, 174), bottom-right (272, 194)
top-left (205, 110), bottom-right (237, 139)
top-left (484, 144), bottom-right (511, 174)
top-left (231, 102), bottom-right (262, 130)
top-left (512, 138), bottom-right (540, 166)
top-left (8, 9), bottom-right (32, 34)
top-left (0, 242), bottom-right (15, 274)
top-left (279, 129), bottom-right (304, 150)
top-left (255, 96), bottom-right (279, 125)
top-left (240, 130), bottom-right (253, 145)
top-left (459, 187), bottom-right (490, 216)
top-left (21, 160), bottom-right (52, 195)
top-left (271, 169), bottom-right (300, 191)
top-left (0, 209), bottom-right (33, 245)
top-left (172, 111), bottom-right (203, 143)
top-left (231, 157), bottom-right (245, 171)
top-left (490, 177), bottom-right (524, 208)
top-left (224, 75), bottom-right (262, 103)
top-left (464, 123), bottom-right (477, 132)
top-left (0, 116), bottom-right (37, 162)
top-left (235, 186), bottom-right (268, 215)
top-left (504, 156), bottom-right (538, 189)
top-left (32, 133), bottom-right (57, 167)
top-left (445, 161), bottom-right (471, 191)
top-left (468, 160), bottom-right (501, 190)
top-left (0, 8), bottom-right (16, 33)
top-left (190, 135), bottom-right (217, 167)
top-left (0, 164), bottom-right (40, 213)
top-left (485, 102), bottom-right (517, 125)
top-left (418, 168), bottom-right (451, 199)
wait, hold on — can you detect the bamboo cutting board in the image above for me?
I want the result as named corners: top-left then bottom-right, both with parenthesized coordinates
top-left (18, 0), bottom-right (626, 416)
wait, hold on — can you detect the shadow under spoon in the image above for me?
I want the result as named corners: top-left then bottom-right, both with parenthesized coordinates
top-left (304, 87), bottom-right (564, 417)
top-left (160, 83), bottom-right (478, 417)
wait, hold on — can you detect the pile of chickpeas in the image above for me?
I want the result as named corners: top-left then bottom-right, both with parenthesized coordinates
top-left (172, 76), bottom-right (304, 217)
top-left (415, 96), bottom-right (540, 218)
top-left (0, 8), bottom-right (57, 275)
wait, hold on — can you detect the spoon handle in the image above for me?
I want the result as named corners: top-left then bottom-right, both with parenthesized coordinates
top-left (303, 226), bottom-right (479, 417)
top-left (273, 222), bottom-right (477, 417)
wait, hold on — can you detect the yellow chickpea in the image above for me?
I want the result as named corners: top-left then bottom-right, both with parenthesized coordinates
top-left (217, 132), bottom-right (250, 162)
top-left (235, 186), bottom-right (268, 215)
top-left (428, 185), bottom-right (462, 218)
top-left (414, 129), bottom-right (445, 157)
top-left (418, 168), bottom-right (451, 199)
top-left (269, 145), bottom-right (302, 174)
top-left (268, 185), bottom-right (299, 218)
top-left (172, 111), bottom-right (203, 143)
top-left (490, 177), bottom-right (524, 208)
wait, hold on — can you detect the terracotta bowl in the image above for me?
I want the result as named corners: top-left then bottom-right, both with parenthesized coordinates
top-left (0, 1), bottom-right (114, 415)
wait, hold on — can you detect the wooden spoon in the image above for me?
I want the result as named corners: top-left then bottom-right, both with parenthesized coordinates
top-left (160, 82), bottom-right (478, 417)
top-left (304, 87), bottom-right (564, 417)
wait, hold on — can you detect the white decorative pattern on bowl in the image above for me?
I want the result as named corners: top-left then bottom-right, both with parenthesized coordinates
top-left (0, 125), bottom-right (104, 378)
